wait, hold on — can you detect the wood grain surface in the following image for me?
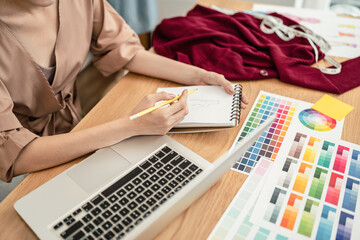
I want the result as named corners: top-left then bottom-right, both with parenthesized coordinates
top-left (0, 1), bottom-right (359, 239)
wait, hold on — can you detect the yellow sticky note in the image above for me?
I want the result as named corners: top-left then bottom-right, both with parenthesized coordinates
top-left (311, 94), bottom-right (354, 121)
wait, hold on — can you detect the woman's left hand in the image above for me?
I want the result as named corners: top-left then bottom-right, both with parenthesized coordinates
top-left (194, 69), bottom-right (249, 109)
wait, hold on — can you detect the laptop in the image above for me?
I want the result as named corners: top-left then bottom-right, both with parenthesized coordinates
top-left (15, 115), bottom-right (275, 240)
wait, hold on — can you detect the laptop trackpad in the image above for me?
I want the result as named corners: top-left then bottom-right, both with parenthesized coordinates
top-left (67, 148), bottom-right (131, 193)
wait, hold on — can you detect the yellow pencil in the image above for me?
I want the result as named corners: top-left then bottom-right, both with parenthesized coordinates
top-left (129, 89), bottom-right (197, 120)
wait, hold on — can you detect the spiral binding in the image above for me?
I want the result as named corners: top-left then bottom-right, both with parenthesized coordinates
top-left (230, 84), bottom-right (242, 125)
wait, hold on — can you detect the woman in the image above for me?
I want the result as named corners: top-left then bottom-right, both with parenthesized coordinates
top-left (0, 0), bottom-right (248, 183)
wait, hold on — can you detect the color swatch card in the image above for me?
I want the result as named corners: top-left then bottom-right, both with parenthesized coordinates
top-left (251, 4), bottom-right (338, 41)
top-left (231, 91), bottom-right (344, 174)
top-left (207, 158), bottom-right (276, 240)
top-left (252, 4), bottom-right (360, 58)
top-left (326, 16), bottom-right (360, 59)
top-left (250, 132), bottom-right (360, 240)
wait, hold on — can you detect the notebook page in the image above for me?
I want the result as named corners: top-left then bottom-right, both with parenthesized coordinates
top-left (157, 85), bottom-right (236, 127)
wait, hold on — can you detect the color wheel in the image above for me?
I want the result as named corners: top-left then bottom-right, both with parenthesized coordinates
top-left (299, 109), bottom-right (337, 131)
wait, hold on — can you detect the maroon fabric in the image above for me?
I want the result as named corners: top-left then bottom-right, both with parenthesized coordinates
top-left (153, 5), bottom-right (360, 94)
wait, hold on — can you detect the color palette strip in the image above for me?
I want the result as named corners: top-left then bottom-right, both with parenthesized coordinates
top-left (308, 167), bottom-right (328, 200)
top-left (303, 137), bottom-right (321, 164)
top-left (325, 172), bottom-right (343, 206)
top-left (253, 227), bottom-right (271, 239)
top-left (342, 178), bottom-right (360, 212)
top-left (264, 187), bottom-right (287, 224)
top-left (235, 209), bottom-right (255, 239)
top-left (288, 133), bottom-right (307, 159)
top-left (278, 158), bottom-right (298, 189)
top-left (232, 92), bottom-right (296, 174)
top-left (316, 205), bottom-right (336, 240)
top-left (280, 193), bottom-right (303, 230)
top-left (336, 212), bottom-right (354, 240)
top-left (333, 145), bottom-right (350, 173)
top-left (349, 149), bottom-right (360, 179)
top-left (298, 199), bottom-right (320, 237)
top-left (207, 158), bottom-right (273, 240)
top-left (292, 162), bottom-right (313, 194)
top-left (317, 141), bottom-right (335, 168)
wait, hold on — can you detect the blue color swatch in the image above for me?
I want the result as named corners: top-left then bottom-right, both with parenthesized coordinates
top-left (336, 212), bottom-right (354, 240)
top-left (342, 178), bottom-right (360, 212)
top-left (316, 205), bottom-right (336, 240)
top-left (349, 150), bottom-right (360, 179)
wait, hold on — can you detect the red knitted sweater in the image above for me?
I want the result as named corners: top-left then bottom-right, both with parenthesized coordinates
top-left (153, 5), bottom-right (360, 94)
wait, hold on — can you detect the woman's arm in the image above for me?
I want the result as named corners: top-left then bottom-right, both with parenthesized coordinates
top-left (124, 50), bottom-right (248, 108)
top-left (13, 91), bottom-right (189, 177)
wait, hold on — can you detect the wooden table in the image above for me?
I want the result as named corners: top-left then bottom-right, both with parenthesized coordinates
top-left (0, 0), bottom-right (359, 239)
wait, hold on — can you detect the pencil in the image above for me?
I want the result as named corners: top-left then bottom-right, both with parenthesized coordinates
top-left (129, 89), bottom-right (197, 120)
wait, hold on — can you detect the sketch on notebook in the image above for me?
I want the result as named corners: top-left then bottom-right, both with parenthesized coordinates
top-left (189, 99), bottom-right (220, 108)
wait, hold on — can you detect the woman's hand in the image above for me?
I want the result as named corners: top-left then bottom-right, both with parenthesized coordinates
top-left (124, 50), bottom-right (249, 109)
top-left (13, 90), bottom-right (188, 178)
top-left (128, 90), bottom-right (189, 135)
top-left (194, 69), bottom-right (249, 109)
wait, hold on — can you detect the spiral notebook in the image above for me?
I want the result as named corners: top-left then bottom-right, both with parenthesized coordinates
top-left (157, 84), bottom-right (242, 133)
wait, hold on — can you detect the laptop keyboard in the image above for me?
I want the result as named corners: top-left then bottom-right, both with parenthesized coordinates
top-left (52, 145), bottom-right (203, 240)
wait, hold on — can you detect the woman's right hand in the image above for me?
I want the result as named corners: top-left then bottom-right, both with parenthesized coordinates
top-left (128, 90), bottom-right (189, 135)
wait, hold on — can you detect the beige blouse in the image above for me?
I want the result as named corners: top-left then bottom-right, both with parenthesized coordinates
top-left (0, 0), bottom-right (144, 182)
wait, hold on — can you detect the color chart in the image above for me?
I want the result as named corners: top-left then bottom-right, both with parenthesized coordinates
top-left (298, 109), bottom-right (337, 131)
top-left (207, 158), bottom-right (279, 240)
top-left (250, 132), bottom-right (360, 240)
top-left (231, 91), bottom-right (344, 175)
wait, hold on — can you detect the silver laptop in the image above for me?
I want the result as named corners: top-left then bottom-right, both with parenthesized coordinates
top-left (15, 115), bottom-right (275, 240)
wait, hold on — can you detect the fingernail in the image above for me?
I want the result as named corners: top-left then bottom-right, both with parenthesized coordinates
top-left (169, 94), bottom-right (176, 98)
